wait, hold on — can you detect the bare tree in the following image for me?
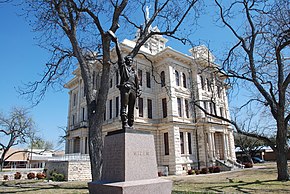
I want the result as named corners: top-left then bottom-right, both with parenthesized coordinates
top-left (234, 133), bottom-right (265, 163)
top-left (209, 0), bottom-right (290, 181)
top-left (0, 108), bottom-right (35, 171)
top-left (20, 0), bottom-right (200, 181)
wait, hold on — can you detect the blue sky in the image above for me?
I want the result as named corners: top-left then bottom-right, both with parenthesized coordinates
top-left (0, 3), bottom-right (68, 150)
top-left (0, 2), bottom-right (239, 150)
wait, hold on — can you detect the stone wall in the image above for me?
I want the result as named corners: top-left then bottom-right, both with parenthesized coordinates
top-left (45, 160), bottom-right (91, 181)
top-left (67, 161), bottom-right (91, 181)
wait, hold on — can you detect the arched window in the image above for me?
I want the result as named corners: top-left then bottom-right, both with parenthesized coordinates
top-left (175, 70), bottom-right (180, 86)
top-left (182, 73), bottom-right (187, 88)
top-left (161, 71), bottom-right (165, 87)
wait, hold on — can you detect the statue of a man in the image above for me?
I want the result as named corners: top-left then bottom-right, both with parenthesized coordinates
top-left (108, 30), bottom-right (141, 130)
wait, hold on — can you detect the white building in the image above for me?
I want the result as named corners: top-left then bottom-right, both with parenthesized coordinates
top-left (64, 27), bottom-right (238, 175)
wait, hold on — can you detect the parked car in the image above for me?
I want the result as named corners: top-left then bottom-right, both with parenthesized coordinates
top-left (252, 157), bottom-right (265, 163)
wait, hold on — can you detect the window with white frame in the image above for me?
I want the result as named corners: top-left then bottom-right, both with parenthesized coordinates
top-left (177, 98), bottom-right (182, 117)
top-left (175, 70), bottom-right (180, 86)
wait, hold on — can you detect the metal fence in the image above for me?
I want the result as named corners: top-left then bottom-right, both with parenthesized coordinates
top-left (48, 153), bottom-right (90, 161)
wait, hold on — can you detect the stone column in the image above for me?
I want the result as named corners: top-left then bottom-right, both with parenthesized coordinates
top-left (222, 134), bottom-right (228, 160)
top-left (172, 126), bottom-right (183, 175)
top-left (228, 128), bottom-right (236, 160)
top-left (207, 132), bottom-right (213, 160)
top-left (211, 133), bottom-right (216, 158)
top-left (80, 137), bottom-right (86, 154)
top-left (70, 138), bottom-right (75, 153)
top-left (65, 139), bottom-right (69, 154)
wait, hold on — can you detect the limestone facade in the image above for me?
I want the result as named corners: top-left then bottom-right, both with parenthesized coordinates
top-left (64, 32), bottom-right (236, 175)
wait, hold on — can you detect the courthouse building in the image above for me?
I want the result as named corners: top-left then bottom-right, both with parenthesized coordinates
top-left (64, 27), bottom-right (238, 175)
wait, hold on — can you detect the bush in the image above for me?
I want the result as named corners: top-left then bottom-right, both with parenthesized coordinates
top-left (36, 172), bottom-right (46, 179)
top-left (200, 167), bottom-right (208, 174)
top-left (14, 172), bottom-right (21, 180)
top-left (244, 162), bottom-right (253, 168)
top-left (51, 172), bottom-right (65, 182)
top-left (194, 169), bottom-right (200, 175)
top-left (27, 172), bottom-right (36, 179)
top-left (213, 166), bottom-right (221, 173)
top-left (208, 166), bottom-right (214, 173)
top-left (3, 175), bottom-right (8, 180)
top-left (187, 169), bottom-right (195, 175)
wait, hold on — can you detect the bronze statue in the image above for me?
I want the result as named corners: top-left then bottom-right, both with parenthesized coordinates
top-left (108, 30), bottom-right (141, 130)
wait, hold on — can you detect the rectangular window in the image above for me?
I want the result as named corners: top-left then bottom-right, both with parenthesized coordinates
top-left (217, 86), bottom-right (221, 98)
top-left (72, 114), bottom-right (75, 125)
top-left (207, 78), bottom-right (211, 92)
top-left (147, 99), bottom-right (152, 119)
top-left (177, 98), bottom-right (182, 117)
top-left (115, 70), bottom-right (119, 86)
top-left (203, 101), bottom-right (207, 112)
top-left (220, 107), bottom-right (224, 117)
top-left (164, 132), bottom-right (169, 155)
top-left (162, 98), bottom-right (167, 118)
top-left (185, 99), bottom-right (189, 118)
top-left (210, 102), bottom-right (213, 114)
top-left (104, 103), bottom-right (106, 121)
top-left (116, 96), bottom-right (119, 117)
top-left (138, 97), bottom-right (143, 117)
top-left (73, 93), bottom-right (77, 107)
top-left (146, 72), bottom-right (151, 88)
top-left (180, 132), bottom-right (184, 154)
top-left (110, 78), bottom-right (113, 88)
top-left (188, 132), bottom-right (192, 154)
top-left (109, 99), bottom-right (112, 119)
top-left (138, 69), bottom-right (143, 86)
top-left (85, 137), bottom-right (88, 154)
top-left (82, 107), bottom-right (85, 121)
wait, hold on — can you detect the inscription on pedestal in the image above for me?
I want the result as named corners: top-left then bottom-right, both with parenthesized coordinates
top-left (133, 151), bottom-right (149, 156)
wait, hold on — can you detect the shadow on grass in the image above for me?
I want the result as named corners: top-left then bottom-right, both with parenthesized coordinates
top-left (204, 179), bottom-right (290, 194)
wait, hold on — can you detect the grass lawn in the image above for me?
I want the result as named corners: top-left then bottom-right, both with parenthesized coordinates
top-left (169, 162), bottom-right (290, 194)
top-left (0, 162), bottom-right (289, 193)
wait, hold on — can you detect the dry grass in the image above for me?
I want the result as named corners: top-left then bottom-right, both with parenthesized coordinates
top-left (0, 162), bottom-right (289, 193)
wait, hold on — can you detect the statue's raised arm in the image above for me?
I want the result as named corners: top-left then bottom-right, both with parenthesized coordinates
top-left (108, 30), bottom-right (123, 68)
top-left (108, 30), bottom-right (140, 130)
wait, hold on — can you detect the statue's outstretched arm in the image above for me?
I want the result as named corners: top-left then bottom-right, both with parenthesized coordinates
top-left (108, 30), bottom-right (123, 66)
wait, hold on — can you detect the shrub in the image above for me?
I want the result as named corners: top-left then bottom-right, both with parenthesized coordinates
top-left (208, 166), bottom-right (214, 173)
top-left (244, 162), bottom-right (253, 168)
top-left (51, 172), bottom-right (65, 182)
top-left (14, 172), bottom-right (21, 180)
top-left (187, 169), bottom-right (195, 175)
top-left (27, 172), bottom-right (36, 179)
top-left (36, 172), bottom-right (46, 179)
top-left (194, 169), bottom-right (200, 175)
top-left (3, 175), bottom-right (8, 180)
top-left (201, 167), bottom-right (208, 174)
top-left (213, 166), bottom-right (221, 173)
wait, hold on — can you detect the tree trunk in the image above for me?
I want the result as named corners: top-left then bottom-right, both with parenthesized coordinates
top-left (88, 110), bottom-right (104, 181)
top-left (0, 159), bottom-right (3, 171)
top-left (276, 118), bottom-right (289, 181)
top-left (87, 54), bottom-right (111, 181)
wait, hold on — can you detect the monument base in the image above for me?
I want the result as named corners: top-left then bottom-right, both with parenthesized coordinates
top-left (88, 130), bottom-right (172, 193)
top-left (88, 178), bottom-right (172, 194)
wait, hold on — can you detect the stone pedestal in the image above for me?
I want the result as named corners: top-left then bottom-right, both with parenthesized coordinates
top-left (88, 129), bottom-right (172, 194)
